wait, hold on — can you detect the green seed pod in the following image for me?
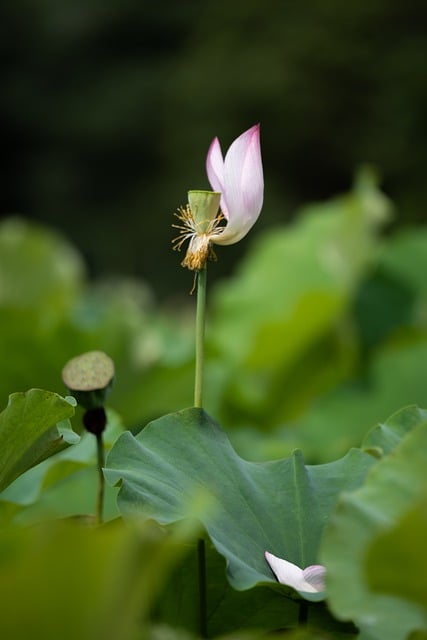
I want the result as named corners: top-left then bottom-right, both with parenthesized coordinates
top-left (188, 190), bottom-right (221, 233)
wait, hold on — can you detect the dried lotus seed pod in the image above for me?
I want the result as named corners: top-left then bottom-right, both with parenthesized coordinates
top-left (62, 350), bottom-right (114, 410)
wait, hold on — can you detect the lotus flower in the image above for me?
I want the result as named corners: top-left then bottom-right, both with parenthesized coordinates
top-left (173, 124), bottom-right (263, 270)
top-left (265, 551), bottom-right (326, 594)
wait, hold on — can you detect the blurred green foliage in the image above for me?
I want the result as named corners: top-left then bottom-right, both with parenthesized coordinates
top-left (366, 494), bottom-right (427, 611)
top-left (1, 0), bottom-right (427, 296)
top-left (1, 177), bottom-right (427, 637)
top-left (1, 173), bottom-right (427, 469)
top-left (0, 517), bottom-right (199, 640)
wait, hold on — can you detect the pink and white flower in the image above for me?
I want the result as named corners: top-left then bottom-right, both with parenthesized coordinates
top-left (173, 124), bottom-right (263, 270)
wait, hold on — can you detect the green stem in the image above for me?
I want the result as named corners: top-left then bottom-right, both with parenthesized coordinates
top-left (95, 431), bottom-right (105, 525)
top-left (194, 267), bottom-right (207, 408)
top-left (195, 267), bottom-right (208, 636)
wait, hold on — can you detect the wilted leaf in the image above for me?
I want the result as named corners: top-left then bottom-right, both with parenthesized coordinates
top-left (0, 389), bottom-right (78, 491)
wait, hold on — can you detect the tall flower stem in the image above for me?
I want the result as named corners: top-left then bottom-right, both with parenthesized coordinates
top-left (195, 266), bottom-right (208, 637)
top-left (194, 267), bottom-right (207, 408)
top-left (95, 431), bottom-right (105, 525)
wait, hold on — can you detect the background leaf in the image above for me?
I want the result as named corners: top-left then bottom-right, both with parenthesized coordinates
top-left (366, 493), bottom-right (427, 613)
top-left (321, 405), bottom-right (427, 639)
top-left (208, 170), bottom-right (390, 427)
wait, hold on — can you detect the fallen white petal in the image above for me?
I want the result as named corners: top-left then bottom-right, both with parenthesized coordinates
top-left (265, 551), bottom-right (326, 593)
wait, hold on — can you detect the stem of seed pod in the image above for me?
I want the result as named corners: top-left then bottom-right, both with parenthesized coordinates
top-left (95, 431), bottom-right (105, 525)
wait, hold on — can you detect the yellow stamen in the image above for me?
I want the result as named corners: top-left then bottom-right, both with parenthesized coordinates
top-left (172, 204), bottom-right (225, 271)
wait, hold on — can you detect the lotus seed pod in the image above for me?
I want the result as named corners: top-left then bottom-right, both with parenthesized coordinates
top-left (62, 350), bottom-right (115, 410)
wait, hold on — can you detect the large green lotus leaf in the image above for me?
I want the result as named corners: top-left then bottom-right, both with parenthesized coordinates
top-left (105, 407), bottom-right (376, 598)
top-left (0, 389), bottom-right (78, 492)
top-left (321, 408), bottom-right (427, 639)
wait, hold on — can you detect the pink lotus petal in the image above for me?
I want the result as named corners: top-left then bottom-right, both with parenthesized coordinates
top-left (206, 124), bottom-right (263, 245)
top-left (206, 137), bottom-right (225, 197)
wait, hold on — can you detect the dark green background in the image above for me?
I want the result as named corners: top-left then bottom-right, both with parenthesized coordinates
top-left (1, 0), bottom-right (426, 298)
